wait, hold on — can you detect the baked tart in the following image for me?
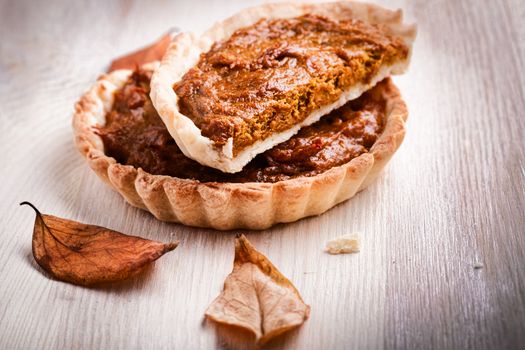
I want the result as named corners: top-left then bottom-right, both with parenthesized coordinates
top-left (73, 65), bottom-right (407, 230)
top-left (151, 1), bottom-right (416, 172)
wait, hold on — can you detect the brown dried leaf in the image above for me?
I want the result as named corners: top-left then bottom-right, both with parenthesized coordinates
top-left (107, 31), bottom-right (174, 72)
top-left (21, 201), bottom-right (178, 286)
top-left (206, 234), bottom-right (310, 346)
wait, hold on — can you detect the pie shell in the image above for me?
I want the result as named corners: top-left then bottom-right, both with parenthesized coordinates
top-left (150, 1), bottom-right (416, 173)
top-left (73, 66), bottom-right (408, 230)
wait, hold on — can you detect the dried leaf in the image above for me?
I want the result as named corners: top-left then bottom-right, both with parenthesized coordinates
top-left (206, 234), bottom-right (310, 346)
top-left (21, 201), bottom-right (178, 286)
top-left (107, 30), bottom-right (175, 72)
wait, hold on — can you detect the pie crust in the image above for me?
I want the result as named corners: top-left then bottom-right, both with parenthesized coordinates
top-left (73, 65), bottom-right (408, 230)
top-left (151, 1), bottom-right (416, 173)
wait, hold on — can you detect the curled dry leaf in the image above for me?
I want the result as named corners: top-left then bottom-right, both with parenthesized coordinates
top-left (205, 234), bottom-right (310, 346)
top-left (107, 30), bottom-right (175, 72)
top-left (20, 201), bottom-right (178, 286)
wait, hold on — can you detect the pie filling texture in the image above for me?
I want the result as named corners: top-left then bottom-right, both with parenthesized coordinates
top-left (173, 14), bottom-right (407, 156)
top-left (97, 69), bottom-right (386, 183)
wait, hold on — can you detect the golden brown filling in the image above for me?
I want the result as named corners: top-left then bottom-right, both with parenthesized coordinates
top-left (98, 69), bottom-right (386, 183)
top-left (174, 14), bottom-right (406, 155)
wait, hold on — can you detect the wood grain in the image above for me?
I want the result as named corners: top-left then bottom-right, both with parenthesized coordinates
top-left (1, 0), bottom-right (524, 349)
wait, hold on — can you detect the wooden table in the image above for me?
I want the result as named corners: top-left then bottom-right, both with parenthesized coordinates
top-left (1, 0), bottom-right (524, 348)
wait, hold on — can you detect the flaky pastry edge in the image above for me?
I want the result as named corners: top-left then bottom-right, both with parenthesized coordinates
top-left (150, 1), bottom-right (416, 173)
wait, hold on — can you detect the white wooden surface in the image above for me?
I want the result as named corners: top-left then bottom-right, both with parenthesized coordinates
top-left (1, 0), bottom-right (524, 349)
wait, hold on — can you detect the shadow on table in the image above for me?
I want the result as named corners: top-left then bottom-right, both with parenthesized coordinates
top-left (204, 318), bottom-right (302, 350)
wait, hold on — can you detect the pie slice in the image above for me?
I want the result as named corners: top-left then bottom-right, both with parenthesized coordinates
top-left (73, 65), bottom-right (407, 230)
top-left (151, 1), bottom-right (416, 173)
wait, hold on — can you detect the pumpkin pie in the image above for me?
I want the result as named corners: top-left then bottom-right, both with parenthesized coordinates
top-left (73, 64), bottom-right (408, 229)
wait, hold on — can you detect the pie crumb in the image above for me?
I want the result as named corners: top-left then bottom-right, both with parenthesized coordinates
top-left (325, 234), bottom-right (361, 255)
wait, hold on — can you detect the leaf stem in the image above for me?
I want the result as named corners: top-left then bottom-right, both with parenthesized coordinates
top-left (20, 201), bottom-right (44, 221)
top-left (20, 201), bottom-right (69, 248)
